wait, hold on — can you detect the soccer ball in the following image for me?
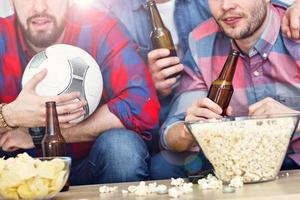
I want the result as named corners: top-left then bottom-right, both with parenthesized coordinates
top-left (22, 44), bottom-right (103, 123)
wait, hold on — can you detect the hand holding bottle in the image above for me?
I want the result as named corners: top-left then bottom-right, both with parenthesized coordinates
top-left (185, 97), bottom-right (233, 122)
top-left (148, 49), bottom-right (184, 97)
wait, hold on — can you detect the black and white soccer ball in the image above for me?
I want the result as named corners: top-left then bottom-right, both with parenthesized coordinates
top-left (22, 44), bottom-right (103, 122)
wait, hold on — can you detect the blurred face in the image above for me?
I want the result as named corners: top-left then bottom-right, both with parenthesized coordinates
top-left (12, 0), bottom-right (69, 48)
top-left (208, 0), bottom-right (270, 39)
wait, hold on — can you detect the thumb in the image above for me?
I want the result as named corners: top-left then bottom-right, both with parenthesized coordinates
top-left (23, 68), bottom-right (47, 91)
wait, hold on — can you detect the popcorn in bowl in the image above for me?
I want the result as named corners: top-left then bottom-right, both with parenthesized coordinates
top-left (186, 114), bottom-right (299, 183)
top-left (0, 153), bottom-right (71, 200)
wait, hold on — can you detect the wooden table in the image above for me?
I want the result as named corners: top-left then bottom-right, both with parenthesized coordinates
top-left (54, 170), bottom-right (300, 200)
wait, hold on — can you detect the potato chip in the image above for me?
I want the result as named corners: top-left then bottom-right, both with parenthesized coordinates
top-left (50, 170), bottom-right (67, 192)
top-left (27, 178), bottom-right (49, 198)
top-left (51, 158), bottom-right (66, 172)
top-left (17, 182), bottom-right (35, 199)
top-left (0, 153), bottom-right (69, 200)
top-left (36, 161), bottom-right (58, 179)
top-left (0, 187), bottom-right (19, 200)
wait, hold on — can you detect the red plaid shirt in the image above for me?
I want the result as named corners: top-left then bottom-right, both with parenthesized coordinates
top-left (0, 6), bottom-right (160, 160)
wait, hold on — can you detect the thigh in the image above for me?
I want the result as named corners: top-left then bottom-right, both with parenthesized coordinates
top-left (70, 128), bottom-right (151, 185)
top-left (150, 150), bottom-right (211, 180)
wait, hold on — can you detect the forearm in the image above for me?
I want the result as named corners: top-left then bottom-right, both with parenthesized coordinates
top-left (62, 104), bottom-right (124, 143)
top-left (165, 122), bottom-right (196, 152)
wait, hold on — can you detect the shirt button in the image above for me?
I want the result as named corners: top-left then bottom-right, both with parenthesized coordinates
top-left (253, 71), bottom-right (260, 77)
top-left (262, 53), bottom-right (268, 59)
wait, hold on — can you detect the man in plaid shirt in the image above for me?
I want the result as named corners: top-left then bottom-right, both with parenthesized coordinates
top-left (155, 0), bottom-right (300, 178)
top-left (0, 0), bottom-right (160, 185)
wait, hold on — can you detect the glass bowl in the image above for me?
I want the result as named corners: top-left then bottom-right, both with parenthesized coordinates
top-left (0, 154), bottom-right (71, 200)
top-left (185, 114), bottom-right (300, 183)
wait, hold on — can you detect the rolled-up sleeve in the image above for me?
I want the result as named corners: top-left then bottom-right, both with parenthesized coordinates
top-left (97, 19), bottom-right (160, 140)
top-left (159, 49), bottom-right (208, 149)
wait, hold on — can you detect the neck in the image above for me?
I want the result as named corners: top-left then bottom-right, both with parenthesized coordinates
top-left (234, 8), bottom-right (270, 54)
top-left (26, 31), bottom-right (65, 54)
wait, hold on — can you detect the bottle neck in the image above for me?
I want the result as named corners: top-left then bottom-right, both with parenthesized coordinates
top-left (218, 50), bottom-right (240, 82)
top-left (147, 0), bottom-right (165, 30)
top-left (45, 102), bottom-right (61, 136)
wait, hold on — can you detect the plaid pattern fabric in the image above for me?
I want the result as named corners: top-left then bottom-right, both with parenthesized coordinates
top-left (0, 6), bottom-right (160, 160)
top-left (161, 4), bottom-right (300, 165)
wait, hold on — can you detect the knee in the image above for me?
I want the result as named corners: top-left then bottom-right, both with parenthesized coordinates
top-left (94, 129), bottom-right (149, 159)
top-left (91, 129), bottom-right (150, 182)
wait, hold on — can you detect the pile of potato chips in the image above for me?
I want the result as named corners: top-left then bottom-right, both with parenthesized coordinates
top-left (0, 153), bottom-right (68, 200)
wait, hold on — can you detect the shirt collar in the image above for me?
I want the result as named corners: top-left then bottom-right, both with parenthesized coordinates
top-left (231, 4), bottom-right (281, 60)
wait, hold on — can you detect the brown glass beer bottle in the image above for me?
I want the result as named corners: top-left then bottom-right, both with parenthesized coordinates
top-left (42, 101), bottom-right (69, 192)
top-left (207, 49), bottom-right (240, 116)
top-left (147, 0), bottom-right (180, 79)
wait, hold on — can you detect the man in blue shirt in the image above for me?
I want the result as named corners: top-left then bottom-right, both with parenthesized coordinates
top-left (97, 0), bottom-right (300, 179)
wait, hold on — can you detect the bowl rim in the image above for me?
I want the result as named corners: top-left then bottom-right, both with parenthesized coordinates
top-left (185, 113), bottom-right (300, 137)
top-left (35, 156), bottom-right (72, 161)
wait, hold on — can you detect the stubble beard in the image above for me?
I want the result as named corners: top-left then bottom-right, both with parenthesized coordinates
top-left (216, 3), bottom-right (268, 40)
top-left (18, 13), bottom-right (67, 48)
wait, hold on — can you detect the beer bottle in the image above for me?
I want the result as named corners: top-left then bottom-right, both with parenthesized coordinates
top-left (147, 0), bottom-right (180, 79)
top-left (42, 101), bottom-right (69, 191)
top-left (207, 49), bottom-right (240, 116)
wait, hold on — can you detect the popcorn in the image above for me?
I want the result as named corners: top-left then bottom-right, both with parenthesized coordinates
top-left (156, 184), bottom-right (168, 194)
top-left (127, 182), bottom-right (158, 196)
top-left (229, 176), bottom-right (243, 188)
top-left (127, 185), bottom-right (137, 193)
top-left (168, 182), bottom-right (193, 198)
top-left (198, 174), bottom-right (223, 189)
top-left (190, 117), bottom-right (295, 183)
top-left (98, 186), bottom-right (118, 193)
top-left (123, 179), bottom-right (193, 198)
top-left (171, 178), bottom-right (185, 187)
top-left (97, 178), bottom-right (194, 198)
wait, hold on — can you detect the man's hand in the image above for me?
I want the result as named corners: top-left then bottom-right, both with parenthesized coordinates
top-left (167, 97), bottom-right (232, 152)
top-left (0, 128), bottom-right (34, 152)
top-left (249, 97), bottom-right (300, 116)
top-left (281, 0), bottom-right (300, 40)
top-left (185, 97), bottom-right (232, 122)
top-left (148, 49), bottom-right (184, 97)
top-left (3, 69), bottom-right (87, 128)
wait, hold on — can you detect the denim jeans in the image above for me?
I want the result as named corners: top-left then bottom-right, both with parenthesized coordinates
top-left (150, 150), bottom-right (212, 180)
top-left (69, 128), bottom-right (150, 185)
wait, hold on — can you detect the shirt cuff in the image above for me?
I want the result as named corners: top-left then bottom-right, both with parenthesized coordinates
top-left (160, 120), bottom-right (184, 150)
